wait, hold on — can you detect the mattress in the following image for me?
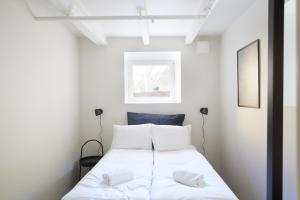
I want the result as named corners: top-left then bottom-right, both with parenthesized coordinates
top-left (151, 146), bottom-right (239, 200)
top-left (62, 149), bottom-right (153, 200)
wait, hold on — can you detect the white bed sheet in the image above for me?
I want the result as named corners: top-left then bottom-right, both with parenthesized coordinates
top-left (151, 146), bottom-right (239, 200)
top-left (62, 149), bottom-right (153, 200)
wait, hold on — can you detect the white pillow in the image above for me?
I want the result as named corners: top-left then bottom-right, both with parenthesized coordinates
top-left (111, 124), bottom-right (152, 149)
top-left (152, 125), bottom-right (192, 151)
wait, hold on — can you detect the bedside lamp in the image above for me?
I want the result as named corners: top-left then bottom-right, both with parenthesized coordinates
top-left (95, 108), bottom-right (104, 143)
top-left (200, 107), bottom-right (208, 115)
top-left (95, 108), bottom-right (103, 116)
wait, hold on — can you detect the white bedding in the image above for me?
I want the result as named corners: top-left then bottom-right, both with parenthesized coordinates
top-left (62, 149), bottom-right (153, 200)
top-left (62, 146), bottom-right (238, 200)
top-left (151, 146), bottom-right (239, 200)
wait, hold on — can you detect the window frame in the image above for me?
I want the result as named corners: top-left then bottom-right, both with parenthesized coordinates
top-left (124, 51), bottom-right (181, 104)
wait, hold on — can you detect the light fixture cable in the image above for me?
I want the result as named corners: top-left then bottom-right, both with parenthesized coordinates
top-left (201, 113), bottom-right (206, 156)
top-left (97, 114), bottom-right (103, 154)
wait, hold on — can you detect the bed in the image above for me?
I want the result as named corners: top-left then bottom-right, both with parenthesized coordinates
top-left (151, 146), bottom-right (238, 200)
top-left (62, 122), bottom-right (238, 200)
top-left (62, 149), bottom-right (153, 200)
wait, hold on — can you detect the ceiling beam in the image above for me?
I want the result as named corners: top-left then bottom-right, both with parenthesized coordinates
top-left (185, 0), bottom-right (219, 44)
top-left (44, 0), bottom-right (107, 45)
top-left (33, 14), bottom-right (206, 21)
top-left (67, 0), bottom-right (107, 45)
top-left (139, 19), bottom-right (150, 45)
top-left (138, 10), bottom-right (150, 45)
top-left (135, 0), bottom-right (150, 45)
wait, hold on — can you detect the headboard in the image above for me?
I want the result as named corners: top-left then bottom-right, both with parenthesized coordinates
top-left (127, 112), bottom-right (185, 126)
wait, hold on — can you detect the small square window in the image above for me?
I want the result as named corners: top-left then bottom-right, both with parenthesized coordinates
top-left (124, 52), bottom-right (181, 104)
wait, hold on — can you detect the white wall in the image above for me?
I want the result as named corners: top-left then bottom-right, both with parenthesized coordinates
top-left (297, 0), bottom-right (300, 197)
top-left (219, 0), bottom-right (268, 199)
top-left (283, 0), bottom-right (298, 199)
top-left (284, 0), bottom-right (297, 107)
top-left (0, 0), bottom-right (80, 199)
top-left (79, 37), bottom-right (222, 170)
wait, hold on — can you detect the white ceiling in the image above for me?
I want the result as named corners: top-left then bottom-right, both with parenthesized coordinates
top-left (200, 0), bottom-right (257, 35)
top-left (81, 0), bottom-right (256, 37)
top-left (28, 0), bottom-right (257, 44)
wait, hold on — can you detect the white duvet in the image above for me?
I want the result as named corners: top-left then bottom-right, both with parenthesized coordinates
top-left (62, 146), bottom-right (238, 200)
top-left (151, 146), bottom-right (239, 200)
top-left (62, 149), bottom-right (153, 200)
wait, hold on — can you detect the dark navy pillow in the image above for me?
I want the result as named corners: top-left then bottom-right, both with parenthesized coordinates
top-left (127, 112), bottom-right (185, 126)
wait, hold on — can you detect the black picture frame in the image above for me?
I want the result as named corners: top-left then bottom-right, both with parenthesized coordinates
top-left (237, 39), bottom-right (261, 108)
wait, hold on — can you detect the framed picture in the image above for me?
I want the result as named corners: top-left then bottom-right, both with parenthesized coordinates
top-left (237, 40), bottom-right (260, 108)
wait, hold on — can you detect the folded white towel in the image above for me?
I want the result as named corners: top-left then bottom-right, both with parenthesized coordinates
top-left (102, 170), bottom-right (134, 186)
top-left (173, 170), bottom-right (205, 187)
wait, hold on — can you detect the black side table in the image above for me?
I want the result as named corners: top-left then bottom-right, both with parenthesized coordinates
top-left (79, 140), bottom-right (103, 180)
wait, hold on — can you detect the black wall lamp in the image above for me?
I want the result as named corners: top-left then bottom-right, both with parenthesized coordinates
top-left (95, 108), bottom-right (103, 116)
top-left (94, 108), bottom-right (104, 143)
top-left (200, 107), bottom-right (208, 115)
